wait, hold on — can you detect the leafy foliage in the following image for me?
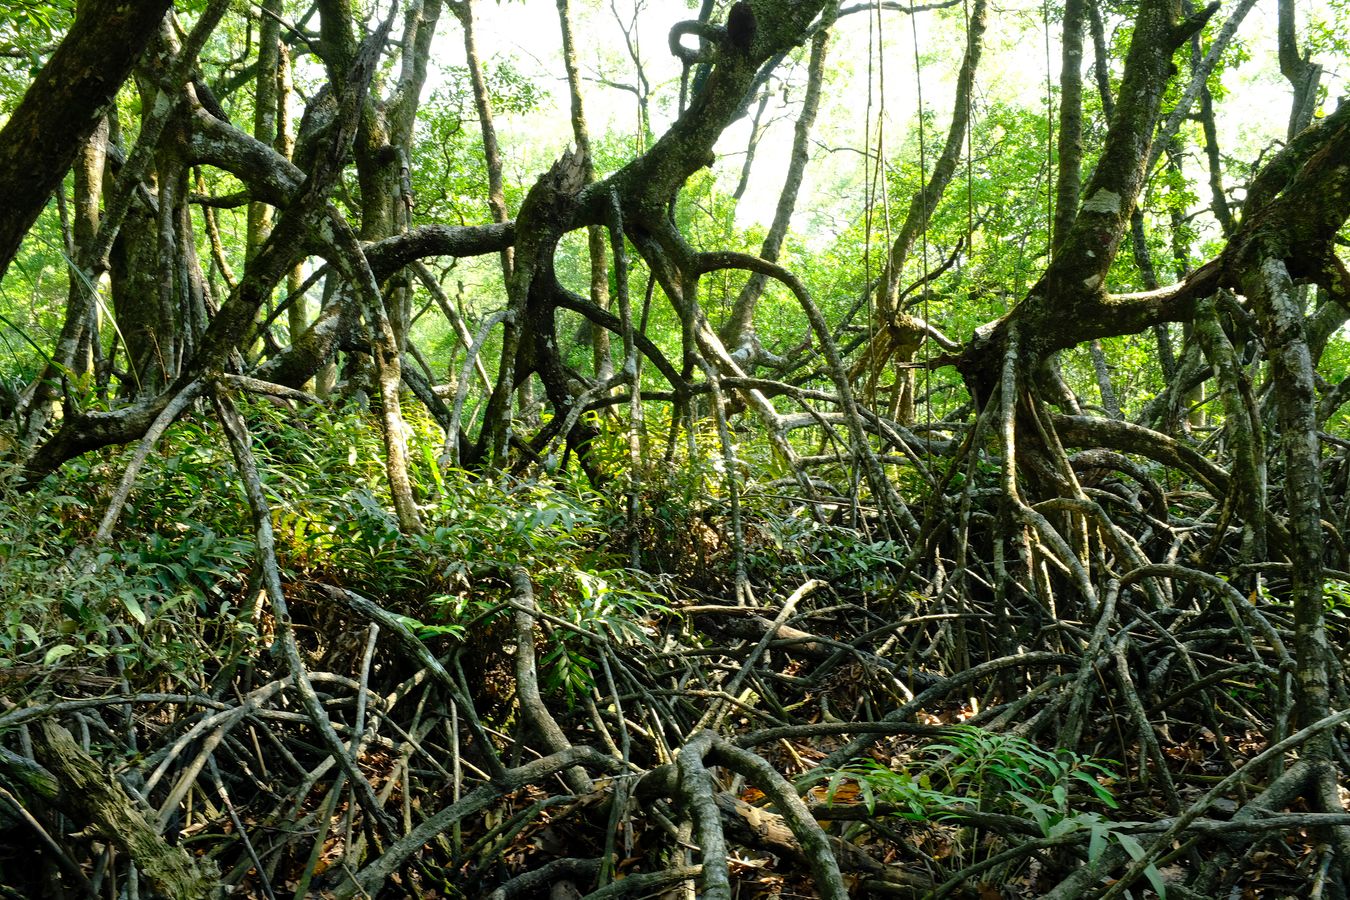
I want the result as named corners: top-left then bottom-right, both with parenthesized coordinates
top-left (802, 726), bottom-right (1118, 823)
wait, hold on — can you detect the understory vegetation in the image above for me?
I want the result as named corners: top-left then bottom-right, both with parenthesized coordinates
top-left (5, 395), bottom-right (1350, 897)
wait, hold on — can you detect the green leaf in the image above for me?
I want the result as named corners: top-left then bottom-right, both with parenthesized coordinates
top-left (1073, 770), bottom-right (1118, 807)
top-left (43, 644), bottom-right (78, 665)
top-left (1115, 832), bottom-right (1146, 860)
top-left (1115, 833), bottom-right (1166, 899)
top-left (1009, 791), bottom-right (1051, 835)
top-left (1143, 863), bottom-right (1168, 899)
top-left (121, 594), bottom-right (146, 625)
top-left (1088, 822), bottom-right (1109, 865)
top-left (858, 776), bottom-right (876, 814)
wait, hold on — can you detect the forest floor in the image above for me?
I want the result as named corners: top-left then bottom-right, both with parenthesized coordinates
top-left (0, 403), bottom-right (1346, 899)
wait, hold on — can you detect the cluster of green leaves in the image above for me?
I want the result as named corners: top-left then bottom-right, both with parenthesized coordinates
top-left (1307, 0), bottom-right (1350, 63)
top-left (0, 219), bottom-right (71, 383)
top-left (0, 0), bottom-right (72, 102)
top-left (922, 725), bottom-right (1118, 819)
top-left (260, 401), bottom-right (603, 589)
top-left (247, 399), bottom-right (669, 706)
top-left (801, 726), bottom-right (1180, 894)
top-left (0, 421), bottom-right (254, 684)
top-left (1320, 334), bottom-right (1350, 432)
top-left (749, 506), bottom-right (905, 593)
top-left (2, 398), bottom-right (673, 712)
top-left (802, 725), bottom-right (1117, 823)
top-left (411, 62), bottom-right (546, 227)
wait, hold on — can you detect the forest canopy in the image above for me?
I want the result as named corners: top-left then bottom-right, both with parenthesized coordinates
top-left (1, 0), bottom-right (1350, 896)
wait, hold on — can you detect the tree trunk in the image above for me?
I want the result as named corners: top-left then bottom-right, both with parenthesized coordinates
top-left (0, 0), bottom-right (173, 278)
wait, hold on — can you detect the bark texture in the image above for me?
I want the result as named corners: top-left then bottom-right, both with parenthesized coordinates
top-left (0, 0), bottom-right (173, 278)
